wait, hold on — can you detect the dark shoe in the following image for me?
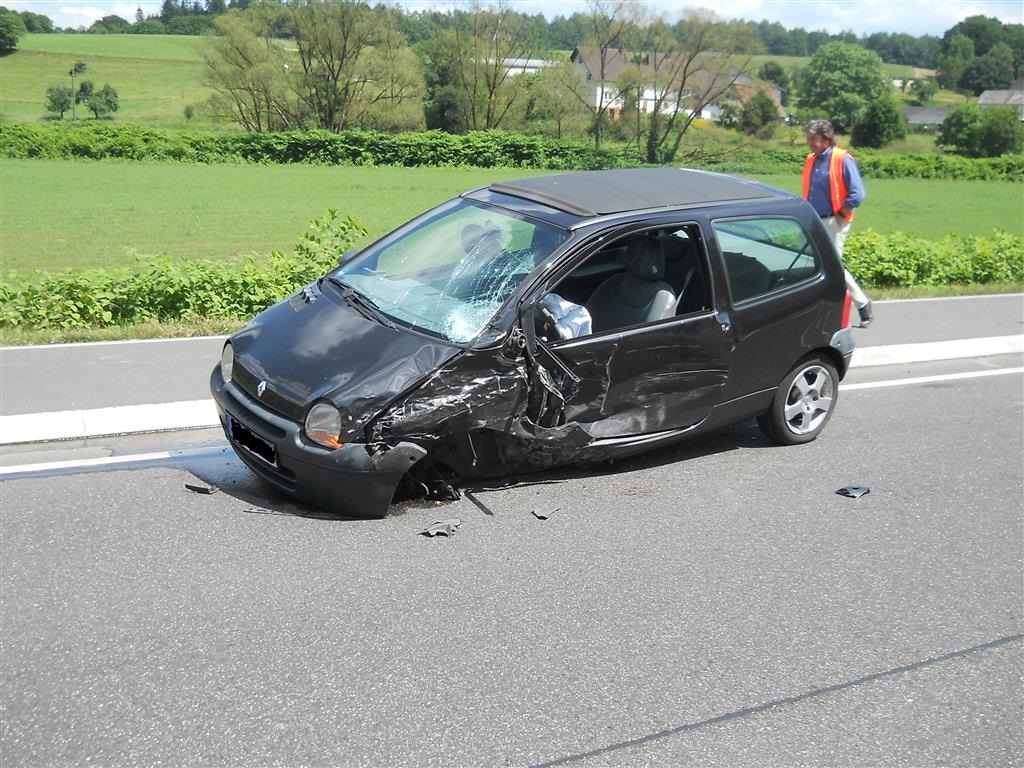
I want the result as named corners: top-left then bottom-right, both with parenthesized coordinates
top-left (858, 302), bottom-right (873, 327)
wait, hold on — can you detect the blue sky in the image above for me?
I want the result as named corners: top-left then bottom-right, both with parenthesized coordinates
top-left (6, 0), bottom-right (1024, 37)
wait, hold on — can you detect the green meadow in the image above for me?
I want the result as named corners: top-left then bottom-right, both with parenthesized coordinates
top-left (0, 34), bottom-right (218, 128)
top-left (1, 159), bottom-right (1021, 276)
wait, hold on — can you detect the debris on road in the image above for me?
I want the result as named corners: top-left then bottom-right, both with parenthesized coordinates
top-left (421, 518), bottom-right (462, 537)
top-left (836, 485), bottom-right (871, 499)
top-left (532, 507), bottom-right (559, 520)
top-left (185, 483), bottom-right (219, 495)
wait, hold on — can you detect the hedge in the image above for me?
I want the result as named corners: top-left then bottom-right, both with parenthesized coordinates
top-left (2, 123), bottom-right (1022, 180)
top-left (0, 123), bottom-right (623, 170)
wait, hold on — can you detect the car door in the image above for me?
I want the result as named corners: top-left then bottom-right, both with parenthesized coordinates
top-left (527, 221), bottom-right (734, 439)
top-left (707, 214), bottom-right (837, 402)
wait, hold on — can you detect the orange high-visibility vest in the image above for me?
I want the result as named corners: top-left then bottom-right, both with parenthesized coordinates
top-left (802, 147), bottom-right (854, 221)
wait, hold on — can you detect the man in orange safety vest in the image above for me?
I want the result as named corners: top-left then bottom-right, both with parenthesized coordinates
top-left (803, 118), bottom-right (873, 327)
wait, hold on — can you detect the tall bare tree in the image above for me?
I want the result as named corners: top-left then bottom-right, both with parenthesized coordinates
top-left (637, 10), bottom-right (759, 163)
top-left (290, 0), bottom-right (374, 132)
top-left (201, 11), bottom-right (296, 132)
top-left (572, 0), bottom-right (640, 148)
top-left (451, 1), bottom-right (534, 131)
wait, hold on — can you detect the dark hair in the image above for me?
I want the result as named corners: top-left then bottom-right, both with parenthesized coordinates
top-left (806, 119), bottom-right (835, 140)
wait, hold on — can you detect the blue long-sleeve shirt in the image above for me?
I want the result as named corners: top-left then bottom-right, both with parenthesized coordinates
top-left (807, 146), bottom-right (865, 217)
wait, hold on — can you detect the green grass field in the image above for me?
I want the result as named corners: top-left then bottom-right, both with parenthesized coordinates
top-left (2, 159), bottom-right (1021, 277)
top-left (0, 34), bottom-right (218, 128)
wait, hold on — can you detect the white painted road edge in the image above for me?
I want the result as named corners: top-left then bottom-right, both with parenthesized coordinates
top-left (1, 335), bottom-right (1021, 445)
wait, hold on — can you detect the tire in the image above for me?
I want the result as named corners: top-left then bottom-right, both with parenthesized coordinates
top-left (758, 355), bottom-right (839, 445)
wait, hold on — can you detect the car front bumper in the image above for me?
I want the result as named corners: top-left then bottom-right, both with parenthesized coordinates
top-left (210, 366), bottom-right (426, 518)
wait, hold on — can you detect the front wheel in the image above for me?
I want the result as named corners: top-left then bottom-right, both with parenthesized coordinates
top-left (758, 355), bottom-right (839, 445)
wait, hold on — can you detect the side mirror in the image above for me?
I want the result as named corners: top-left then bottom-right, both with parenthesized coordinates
top-left (337, 248), bottom-right (358, 266)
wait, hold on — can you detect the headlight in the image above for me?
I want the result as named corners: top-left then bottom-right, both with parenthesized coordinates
top-left (305, 402), bottom-right (343, 450)
top-left (220, 343), bottom-right (234, 383)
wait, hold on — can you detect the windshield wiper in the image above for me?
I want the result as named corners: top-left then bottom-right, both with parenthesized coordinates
top-left (324, 275), bottom-right (396, 329)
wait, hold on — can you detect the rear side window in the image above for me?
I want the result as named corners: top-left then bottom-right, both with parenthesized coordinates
top-left (712, 218), bottom-right (821, 303)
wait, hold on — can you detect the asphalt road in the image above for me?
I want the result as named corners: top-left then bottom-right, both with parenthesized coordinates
top-left (1, 353), bottom-right (1021, 766)
top-left (1, 294), bottom-right (1021, 416)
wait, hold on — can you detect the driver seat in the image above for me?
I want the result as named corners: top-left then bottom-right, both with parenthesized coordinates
top-left (586, 235), bottom-right (677, 333)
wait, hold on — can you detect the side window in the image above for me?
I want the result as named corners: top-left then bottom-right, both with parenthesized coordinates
top-left (533, 224), bottom-right (713, 342)
top-left (712, 218), bottom-right (821, 303)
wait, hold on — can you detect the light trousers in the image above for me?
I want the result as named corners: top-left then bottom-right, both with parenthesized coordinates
top-left (824, 215), bottom-right (870, 309)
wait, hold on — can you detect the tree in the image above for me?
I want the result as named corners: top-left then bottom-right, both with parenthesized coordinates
top-left (571, 0), bottom-right (640, 148)
top-left (959, 42), bottom-right (1015, 95)
top-left (937, 34), bottom-right (974, 89)
top-left (183, 103), bottom-right (194, 121)
top-left (19, 11), bottom-right (54, 33)
top-left (346, 6), bottom-right (426, 132)
top-left (909, 77), bottom-right (938, 104)
top-left (76, 79), bottom-right (95, 105)
top-left (290, 0), bottom-right (374, 132)
top-left (798, 42), bottom-right (886, 133)
top-left (945, 15), bottom-right (1005, 58)
top-left (446, 1), bottom-right (533, 131)
top-left (619, 10), bottom-right (758, 164)
top-left (739, 89), bottom-right (779, 138)
top-left (89, 14), bottom-right (132, 34)
top-left (0, 10), bottom-right (27, 52)
top-left (757, 60), bottom-right (789, 105)
top-left (86, 84), bottom-right (119, 118)
top-left (851, 96), bottom-right (907, 148)
top-left (937, 104), bottom-right (983, 155)
top-left (45, 84), bottom-right (73, 118)
top-left (978, 106), bottom-right (1024, 156)
top-left (201, 11), bottom-right (295, 132)
top-left (527, 61), bottom-right (590, 139)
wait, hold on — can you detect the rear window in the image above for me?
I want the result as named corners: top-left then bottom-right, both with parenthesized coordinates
top-left (712, 218), bottom-right (821, 303)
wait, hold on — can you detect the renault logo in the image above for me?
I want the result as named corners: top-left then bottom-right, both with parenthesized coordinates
top-left (257, 380), bottom-right (267, 397)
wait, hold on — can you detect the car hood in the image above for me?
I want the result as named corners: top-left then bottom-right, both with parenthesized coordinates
top-left (229, 282), bottom-right (460, 438)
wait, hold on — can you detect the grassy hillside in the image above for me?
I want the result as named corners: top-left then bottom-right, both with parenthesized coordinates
top-left (2, 159), bottom-right (1021, 276)
top-left (0, 34), bottom-right (218, 129)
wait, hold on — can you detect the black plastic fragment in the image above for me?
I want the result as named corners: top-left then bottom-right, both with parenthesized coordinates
top-left (836, 485), bottom-right (870, 499)
top-left (421, 518), bottom-right (462, 537)
top-left (532, 507), bottom-right (559, 520)
top-left (185, 483), bottom-right (219, 495)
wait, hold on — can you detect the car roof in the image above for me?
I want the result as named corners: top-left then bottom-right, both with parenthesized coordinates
top-left (488, 168), bottom-right (787, 218)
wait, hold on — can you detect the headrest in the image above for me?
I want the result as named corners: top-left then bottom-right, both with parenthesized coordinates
top-left (461, 222), bottom-right (501, 254)
top-left (624, 235), bottom-right (665, 281)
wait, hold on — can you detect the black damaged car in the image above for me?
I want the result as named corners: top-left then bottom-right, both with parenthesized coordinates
top-left (211, 168), bottom-right (856, 518)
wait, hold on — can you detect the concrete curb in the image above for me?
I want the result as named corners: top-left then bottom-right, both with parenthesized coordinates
top-left (2, 335), bottom-right (1021, 446)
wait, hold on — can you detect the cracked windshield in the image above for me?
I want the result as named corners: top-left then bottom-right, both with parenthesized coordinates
top-left (334, 199), bottom-right (567, 343)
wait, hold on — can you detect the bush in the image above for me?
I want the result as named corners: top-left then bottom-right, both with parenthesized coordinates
top-left (852, 96), bottom-right (908, 149)
top-left (0, 123), bottom-right (623, 170)
top-left (1, 210), bottom-right (366, 330)
top-left (843, 229), bottom-right (1024, 288)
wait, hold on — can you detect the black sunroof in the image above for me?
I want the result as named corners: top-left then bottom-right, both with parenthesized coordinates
top-left (490, 168), bottom-right (780, 217)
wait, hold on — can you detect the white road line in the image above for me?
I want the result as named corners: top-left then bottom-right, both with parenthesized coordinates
top-left (0, 400), bottom-right (218, 444)
top-left (0, 446), bottom-right (230, 479)
top-left (876, 293), bottom-right (1023, 304)
top-left (851, 335), bottom-right (1023, 367)
top-left (841, 367), bottom-right (1024, 391)
top-left (1, 369), bottom-right (1020, 477)
top-left (0, 335), bottom-right (227, 352)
